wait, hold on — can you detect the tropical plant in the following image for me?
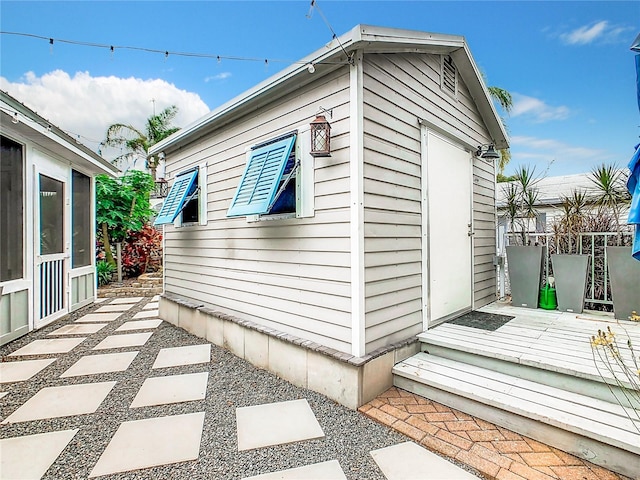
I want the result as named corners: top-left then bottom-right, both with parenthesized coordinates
top-left (589, 163), bottom-right (631, 242)
top-left (488, 86), bottom-right (513, 174)
top-left (552, 189), bottom-right (589, 254)
top-left (96, 260), bottom-right (116, 286)
top-left (120, 225), bottom-right (163, 278)
top-left (502, 165), bottom-right (542, 245)
top-left (103, 105), bottom-right (180, 181)
top-left (96, 170), bottom-right (154, 266)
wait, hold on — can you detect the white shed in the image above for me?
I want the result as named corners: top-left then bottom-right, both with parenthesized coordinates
top-left (150, 25), bottom-right (508, 408)
top-left (1, 91), bottom-right (119, 345)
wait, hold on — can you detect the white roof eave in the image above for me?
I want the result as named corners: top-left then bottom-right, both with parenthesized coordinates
top-left (151, 24), bottom-right (508, 154)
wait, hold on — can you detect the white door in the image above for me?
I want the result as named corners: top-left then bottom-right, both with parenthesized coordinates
top-left (425, 130), bottom-right (472, 326)
top-left (35, 171), bottom-right (68, 327)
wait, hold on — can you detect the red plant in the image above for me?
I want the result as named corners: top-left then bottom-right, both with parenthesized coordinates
top-left (121, 225), bottom-right (163, 278)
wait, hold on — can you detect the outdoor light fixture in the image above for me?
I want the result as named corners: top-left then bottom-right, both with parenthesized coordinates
top-left (475, 144), bottom-right (500, 161)
top-left (11, 112), bottom-right (19, 124)
top-left (307, 63), bottom-right (316, 74)
top-left (310, 113), bottom-right (331, 157)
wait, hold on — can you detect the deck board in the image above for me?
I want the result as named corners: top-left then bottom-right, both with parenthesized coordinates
top-left (419, 305), bottom-right (639, 386)
top-left (395, 353), bottom-right (640, 452)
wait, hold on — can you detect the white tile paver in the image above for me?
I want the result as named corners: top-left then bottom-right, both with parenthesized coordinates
top-left (0, 392), bottom-right (7, 400)
top-left (236, 399), bottom-right (325, 451)
top-left (151, 295), bottom-right (160, 302)
top-left (95, 304), bottom-right (133, 313)
top-left (152, 344), bottom-right (211, 369)
top-left (116, 319), bottom-right (162, 332)
top-left (9, 338), bottom-right (86, 356)
top-left (370, 442), bottom-right (479, 480)
top-left (60, 351), bottom-right (139, 378)
top-left (2, 381), bottom-right (116, 424)
top-left (93, 332), bottom-right (153, 350)
top-left (131, 372), bottom-right (209, 408)
top-left (242, 460), bottom-right (347, 480)
top-left (133, 310), bottom-right (158, 319)
top-left (49, 323), bottom-right (107, 336)
top-left (0, 358), bottom-right (57, 383)
top-left (76, 312), bottom-right (122, 323)
top-left (0, 429), bottom-right (78, 479)
top-left (143, 301), bottom-right (159, 310)
top-left (89, 412), bottom-right (205, 477)
top-left (110, 297), bottom-right (144, 304)
top-left (94, 298), bottom-right (107, 303)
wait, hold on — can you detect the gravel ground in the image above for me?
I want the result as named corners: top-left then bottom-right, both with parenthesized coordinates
top-left (0, 298), bottom-right (445, 480)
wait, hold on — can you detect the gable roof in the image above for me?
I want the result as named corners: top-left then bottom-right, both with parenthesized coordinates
top-left (150, 24), bottom-right (508, 156)
top-left (1, 90), bottom-right (119, 177)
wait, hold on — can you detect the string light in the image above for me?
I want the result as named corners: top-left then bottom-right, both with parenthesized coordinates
top-left (0, 31), bottom-right (350, 67)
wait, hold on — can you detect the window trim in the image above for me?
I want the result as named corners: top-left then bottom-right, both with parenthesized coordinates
top-left (227, 134), bottom-right (297, 217)
top-left (176, 162), bottom-right (207, 227)
top-left (153, 168), bottom-right (199, 226)
top-left (240, 125), bottom-right (315, 222)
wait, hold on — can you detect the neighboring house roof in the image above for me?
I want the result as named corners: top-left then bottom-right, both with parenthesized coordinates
top-left (496, 172), bottom-right (611, 209)
top-left (1, 90), bottom-right (119, 177)
top-left (150, 24), bottom-right (508, 156)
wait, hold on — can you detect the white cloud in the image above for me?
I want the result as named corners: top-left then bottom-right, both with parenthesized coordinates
top-left (507, 135), bottom-right (614, 175)
top-left (558, 21), bottom-right (633, 45)
top-left (511, 93), bottom-right (570, 122)
top-left (204, 72), bottom-right (232, 82)
top-left (0, 70), bottom-right (210, 163)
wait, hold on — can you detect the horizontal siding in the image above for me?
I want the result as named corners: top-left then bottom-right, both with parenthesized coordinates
top-left (162, 67), bottom-right (353, 353)
top-left (473, 156), bottom-right (497, 308)
top-left (362, 52), bottom-right (497, 353)
top-left (362, 54), bottom-right (424, 354)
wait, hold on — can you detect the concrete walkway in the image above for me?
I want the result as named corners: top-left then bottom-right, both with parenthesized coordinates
top-left (1, 297), bottom-right (479, 479)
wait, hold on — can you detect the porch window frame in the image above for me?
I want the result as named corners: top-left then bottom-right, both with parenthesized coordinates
top-left (0, 134), bottom-right (25, 283)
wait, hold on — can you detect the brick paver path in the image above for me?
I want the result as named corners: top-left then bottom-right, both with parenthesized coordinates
top-left (359, 387), bottom-right (628, 480)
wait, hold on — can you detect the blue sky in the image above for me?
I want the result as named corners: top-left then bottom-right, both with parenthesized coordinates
top-left (1, 1), bottom-right (638, 176)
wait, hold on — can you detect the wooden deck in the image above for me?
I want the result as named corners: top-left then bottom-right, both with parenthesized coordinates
top-left (422, 302), bottom-right (640, 390)
top-left (394, 303), bottom-right (640, 478)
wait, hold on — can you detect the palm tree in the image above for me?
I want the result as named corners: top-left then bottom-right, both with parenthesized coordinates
top-left (104, 105), bottom-right (180, 181)
top-left (488, 86), bottom-right (513, 175)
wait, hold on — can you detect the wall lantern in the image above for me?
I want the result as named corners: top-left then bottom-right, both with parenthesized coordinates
top-left (475, 144), bottom-right (500, 161)
top-left (310, 114), bottom-right (331, 157)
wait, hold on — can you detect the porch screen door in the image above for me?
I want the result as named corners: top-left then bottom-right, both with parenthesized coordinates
top-left (425, 130), bottom-right (473, 326)
top-left (37, 174), bottom-right (66, 322)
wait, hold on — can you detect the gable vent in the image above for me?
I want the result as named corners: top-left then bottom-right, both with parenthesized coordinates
top-left (441, 55), bottom-right (457, 96)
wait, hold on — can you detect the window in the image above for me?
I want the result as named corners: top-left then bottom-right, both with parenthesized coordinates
top-left (227, 130), bottom-right (314, 219)
top-left (441, 55), bottom-right (458, 97)
top-left (0, 135), bottom-right (24, 281)
top-left (39, 175), bottom-right (64, 255)
top-left (72, 170), bottom-right (92, 268)
top-left (154, 164), bottom-right (207, 226)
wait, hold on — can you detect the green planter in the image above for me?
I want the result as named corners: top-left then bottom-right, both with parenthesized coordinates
top-left (551, 254), bottom-right (590, 313)
top-left (506, 245), bottom-right (544, 309)
top-left (607, 246), bottom-right (640, 320)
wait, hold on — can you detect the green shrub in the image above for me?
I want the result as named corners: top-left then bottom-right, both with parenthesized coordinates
top-left (96, 260), bottom-right (116, 286)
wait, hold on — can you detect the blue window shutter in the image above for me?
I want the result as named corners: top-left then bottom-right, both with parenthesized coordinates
top-left (227, 135), bottom-right (296, 217)
top-left (153, 169), bottom-right (199, 226)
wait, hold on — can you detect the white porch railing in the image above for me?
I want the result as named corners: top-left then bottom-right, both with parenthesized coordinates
top-left (39, 255), bottom-right (65, 319)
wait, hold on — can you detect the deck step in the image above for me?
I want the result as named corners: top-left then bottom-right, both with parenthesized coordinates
top-left (393, 352), bottom-right (640, 478)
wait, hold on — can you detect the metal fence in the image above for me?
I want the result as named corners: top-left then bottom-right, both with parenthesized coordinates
top-left (499, 231), bottom-right (632, 311)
